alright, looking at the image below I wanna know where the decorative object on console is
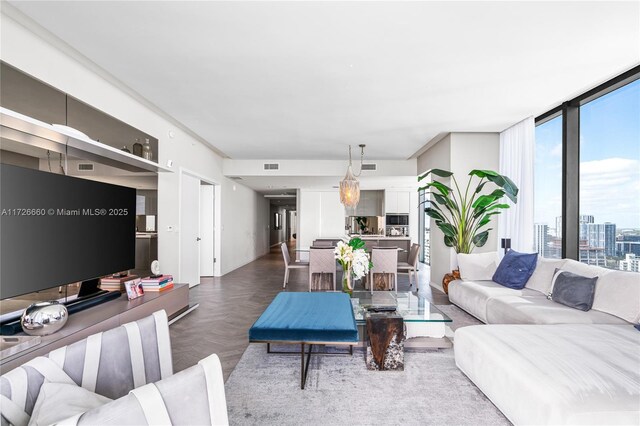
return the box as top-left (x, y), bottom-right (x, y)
top-left (334, 237), bottom-right (372, 295)
top-left (339, 144), bottom-right (366, 208)
top-left (151, 259), bottom-right (161, 277)
top-left (124, 278), bottom-right (144, 300)
top-left (492, 249), bottom-right (538, 289)
top-left (548, 269), bottom-right (598, 311)
top-left (418, 168), bottom-right (518, 253)
top-left (120, 145), bottom-right (130, 153)
top-left (457, 252), bottom-right (498, 281)
top-left (442, 269), bottom-right (460, 295)
top-left (141, 274), bottom-right (174, 292)
top-left (20, 301), bottom-right (68, 336)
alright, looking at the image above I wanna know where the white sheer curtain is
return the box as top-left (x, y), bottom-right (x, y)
top-left (498, 117), bottom-right (535, 254)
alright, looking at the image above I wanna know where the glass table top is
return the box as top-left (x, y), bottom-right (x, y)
top-left (350, 291), bottom-right (452, 324)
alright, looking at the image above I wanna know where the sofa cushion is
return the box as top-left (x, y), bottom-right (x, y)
top-left (485, 293), bottom-right (629, 325)
top-left (454, 324), bottom-right (640, 425)
top-left (525, 257), bottom-right (566, 295)
top-left (592, 270), bottom-right (640, 324)
top-left (457, 252), bottom-right (498, 281)
top-left (550, 269), bottom-right (598, 311)
top-left (28, 383), bottom-right (112, 426)
top-left (492, 250), bottom-right (537, 289)
top-left (448, 279), bottom-right (538, 323)
top-left (560, 258), bottom-right (610, 278)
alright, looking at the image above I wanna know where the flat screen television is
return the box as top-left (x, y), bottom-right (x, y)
top-left (0, 164), bottom-right (135, 300)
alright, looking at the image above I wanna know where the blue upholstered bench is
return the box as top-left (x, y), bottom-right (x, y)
top-left (249, 292), bottom-right (359, 389)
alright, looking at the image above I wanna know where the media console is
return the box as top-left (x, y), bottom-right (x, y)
top-left (0, 283), bottom-right (189, 372)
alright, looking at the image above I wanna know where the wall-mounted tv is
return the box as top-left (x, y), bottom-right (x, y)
top-left (1, 164), bottom-right (135, 299)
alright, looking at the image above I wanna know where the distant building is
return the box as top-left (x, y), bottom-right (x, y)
top-left (619, 254), bottom-right (639, 273)
top-left (604, 223), bottom-right (616, 257)
top-left (616, 241), bottom-right (640, 257)
top-left (579, 221), bottom-right (605, 266)
top-left (534, 224), bottom-right (549, 257)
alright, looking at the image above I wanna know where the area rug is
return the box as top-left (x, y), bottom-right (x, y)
top-left (225, 343), bottom-right (510, 425)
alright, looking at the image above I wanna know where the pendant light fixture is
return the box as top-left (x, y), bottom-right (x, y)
top-left (339, 144), bottom-right (366, 208)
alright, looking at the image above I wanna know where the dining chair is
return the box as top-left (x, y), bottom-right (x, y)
top-left (369, 247), bottom-right (398, 293)
top-left (281, 242), bottom-right (309, 289)
top-left (308, 247), bottom-right (336, 291)
top-left (312, 239), bottom-right (334, 247)
top-left (398, 243), bottom-right (420, 290)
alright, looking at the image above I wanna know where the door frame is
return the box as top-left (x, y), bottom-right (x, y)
top-left (178, 167), bottom-right (222, 282)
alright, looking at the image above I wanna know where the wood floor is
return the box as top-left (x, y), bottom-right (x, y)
top-left (169, 242), bottom-right (450, 381)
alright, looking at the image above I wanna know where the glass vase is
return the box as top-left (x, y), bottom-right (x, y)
top-left (342, 267), bottom-right (352, 296)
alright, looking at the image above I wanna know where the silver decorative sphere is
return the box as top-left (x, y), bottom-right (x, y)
top-left (21, 301), bottom-right (68, 336)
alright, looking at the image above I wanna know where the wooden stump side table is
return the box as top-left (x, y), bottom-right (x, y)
top-left (365, 313), bottom-right (405, 371)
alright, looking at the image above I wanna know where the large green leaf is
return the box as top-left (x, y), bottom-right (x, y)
top-left (472, 230), bottom-right (491, 247)
top-left (475, 214), bottom-right (494, 229)
top-left (444, 235), bottom-right (456, 247)
top-left (486, 203), bottom-right (510, 212)
top-left (425, 207), bottom-right (446, 222)
top-left (418, 168), bottom-right (454, 182)
top-left (469, 169), bottom-right (499, 179)
top-left (433, 193), bottom-right (457, 212)
top-left (437, 222), bottom-right (457, 238)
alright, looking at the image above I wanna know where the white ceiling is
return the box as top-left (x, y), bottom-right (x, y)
top-left (8, 1), bottom-right (640, 160)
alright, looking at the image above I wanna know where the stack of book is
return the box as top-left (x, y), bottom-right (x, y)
top-left (100, 274), bottom-right (138, 292)
top-left (140, 275), bottom-right (174, 292)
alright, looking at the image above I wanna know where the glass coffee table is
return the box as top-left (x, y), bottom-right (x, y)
top-left (351, 291), bottom-right (452, 339)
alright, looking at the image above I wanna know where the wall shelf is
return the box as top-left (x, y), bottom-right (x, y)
top-left (1, 107), bottom-right (172, 174)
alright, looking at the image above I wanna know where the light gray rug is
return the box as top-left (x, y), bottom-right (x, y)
top-left (225, 343), bottom-right (510, 425)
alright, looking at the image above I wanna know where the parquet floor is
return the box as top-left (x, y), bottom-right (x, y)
top-left (169, 241), bottom-right (449, 381)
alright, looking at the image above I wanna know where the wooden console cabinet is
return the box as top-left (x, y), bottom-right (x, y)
top-left (0, 284), bottom-right (189, 373)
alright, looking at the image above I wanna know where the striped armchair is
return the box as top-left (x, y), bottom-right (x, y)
top-left (0, 310), bottom-right (228, 426)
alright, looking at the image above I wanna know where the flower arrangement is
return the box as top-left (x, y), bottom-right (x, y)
top-left (334, 237), bottom-right (372, 294)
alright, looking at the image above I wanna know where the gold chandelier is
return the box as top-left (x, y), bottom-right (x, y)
top-left (339, 144), bottom-right (366, 208)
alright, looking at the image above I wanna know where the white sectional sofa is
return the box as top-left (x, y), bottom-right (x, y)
top-left (449, 257), bottom-right (640, 425)
top-left (449, 258), bottom-right (639, 325)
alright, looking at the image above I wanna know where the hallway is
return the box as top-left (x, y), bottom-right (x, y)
top-left (170, 243), bottom-right (448, 380)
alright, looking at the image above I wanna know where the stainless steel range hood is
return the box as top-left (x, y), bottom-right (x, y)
top-left (1, 107), bottom-right (171, 173)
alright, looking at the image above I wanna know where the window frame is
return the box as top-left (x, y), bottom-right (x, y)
top-left (534, 65), bottom-right (640, 260)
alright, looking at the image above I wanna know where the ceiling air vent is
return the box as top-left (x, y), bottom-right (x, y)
top-left (77, 163), bottom-right (94, 171)
top-left (263, 163), bottom-right (279, 171)
top-left (361, 163), bottom-right (377, 171)
top-left (229, 176), bottom-right (243, 181)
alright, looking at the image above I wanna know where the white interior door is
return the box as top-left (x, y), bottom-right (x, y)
top-left (180, 173), bottom-right (201, 288)
top-left (200, 184), bottom-right (214, 276)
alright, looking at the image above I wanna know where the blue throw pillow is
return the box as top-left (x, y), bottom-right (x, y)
top-left (492, 249), bottom-right (538, 289)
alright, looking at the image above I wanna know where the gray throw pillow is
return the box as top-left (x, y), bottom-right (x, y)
top-left (548, 269), bottom-right (597, 311)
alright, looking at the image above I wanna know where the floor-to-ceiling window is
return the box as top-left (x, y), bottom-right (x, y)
top-left (534, 116), bottom-right (563, 259)
top-left (579, 79), bottom-right (640, 271)
top-left (534, 66), bottom-right (639, 273)
top-left (418, 189), bottom-right (430, 265)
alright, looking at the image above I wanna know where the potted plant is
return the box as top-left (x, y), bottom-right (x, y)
top-left (418, 169), bottom-right (518, 291)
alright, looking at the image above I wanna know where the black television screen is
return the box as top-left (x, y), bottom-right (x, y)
top-left (1, 164), bottom-right (135, 299)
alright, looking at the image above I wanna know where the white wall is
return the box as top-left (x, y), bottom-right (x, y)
top-left (417, 134), bottom-right (453, 290)
top-left (1, 10), bottom-right (269, 279)
top-left (417, 132), bottom-right (500, 291)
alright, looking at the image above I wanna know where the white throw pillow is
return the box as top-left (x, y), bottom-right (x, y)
top-left (28, 383), bottom-right (112, 426)
top-left (457, 252), bottom-right (498, 281)
top-left (525, 257), bottom-right (567, 295)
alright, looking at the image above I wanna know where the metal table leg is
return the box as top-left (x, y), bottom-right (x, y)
top-left (301, 343), bottom-right (313, 389)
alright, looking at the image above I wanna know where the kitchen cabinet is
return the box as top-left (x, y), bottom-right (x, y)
top-left (385, 190), bottom-right (411, 214)
top-left (349, 190), bottom-right (383, 216)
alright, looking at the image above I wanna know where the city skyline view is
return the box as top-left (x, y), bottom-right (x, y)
top-left (534, 78), bottom-right (640, 230)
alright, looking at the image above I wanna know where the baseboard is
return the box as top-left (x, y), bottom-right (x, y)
top-left (430, 280), bottom-right (444, 293)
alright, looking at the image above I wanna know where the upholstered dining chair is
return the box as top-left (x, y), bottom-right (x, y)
top-left (308, 247), bottom-right (336, 291)
top-left (369, 247), bottom-right (398, 293)
top-left (398, 243), bottom-right (420, 290)
top-left (281, 242), bottom-right (309, 289)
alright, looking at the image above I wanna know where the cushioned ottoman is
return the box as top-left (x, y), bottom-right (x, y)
top-left (249, 292), bottom-right (358, 389)
top-left (454, 324), bottom-right (640, 425)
